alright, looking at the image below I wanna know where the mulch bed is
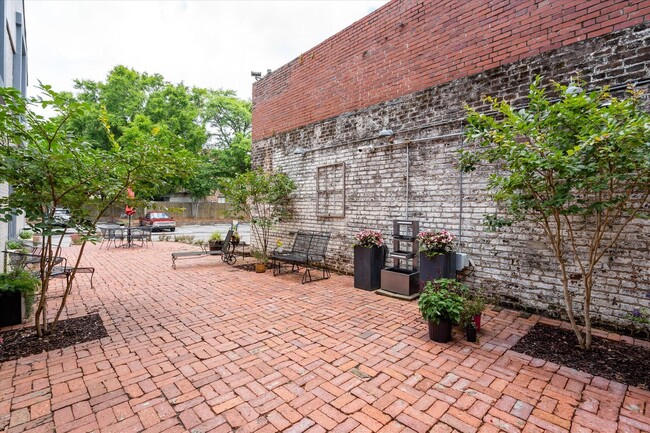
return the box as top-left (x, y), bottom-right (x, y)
top-left (511, 323), bottom-right (650, 389)
top-left (0, 314), bottom-right (108, 363)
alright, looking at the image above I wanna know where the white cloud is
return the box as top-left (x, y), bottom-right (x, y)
top-left (24, 0), bottom-right (388, 100)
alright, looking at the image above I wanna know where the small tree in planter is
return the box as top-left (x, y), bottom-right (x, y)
top-left (353, 229), bottom-right (386, 291)
top-left (418, 282), bottom-right (464, 343)
top-left (461, 77), bottom-right (650, 350)
top-left (220, 169), bottom-right (295, 265)
top-left (417, 229), bottom-right (457, 282)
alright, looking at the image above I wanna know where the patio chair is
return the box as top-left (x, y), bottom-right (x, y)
top-left (171, 229), bottom-right (236, 269)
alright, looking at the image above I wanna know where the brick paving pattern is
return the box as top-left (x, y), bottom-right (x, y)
top-left (1, 242), bottom-right (649, 433)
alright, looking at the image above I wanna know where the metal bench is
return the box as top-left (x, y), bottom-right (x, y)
top-left (171, 230), bottom-right (236, 269)
top-left (271, 231), bottom-right (331, 284)
top-left (3, 250), bottom-right (94, 289)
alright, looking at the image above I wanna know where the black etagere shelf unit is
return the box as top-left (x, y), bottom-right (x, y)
top-left (378, 219), bottom-right (420, 299)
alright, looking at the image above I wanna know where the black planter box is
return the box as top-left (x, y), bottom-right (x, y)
top-left (209, 241), bottom-right (224, 251)
top-left (419, 252), bottom-right (456, 284)
top-left (0, 291), bottom-right (25, 327)
top-left (466, 326), bottom-right (477, 342)
top-left (427, 319), bottom-right (453, 343)
top-left (380, 267), bottom-right (420, 296)
top-left (354, 245), bottom-right (385, 291)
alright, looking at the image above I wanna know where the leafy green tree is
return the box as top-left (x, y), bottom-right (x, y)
top-left (461, 77), bottom-right (650, 350)
top-left (203, 90), bottom-right (252, 148)
top-left (71, 65), bottom-right (207, 153)
top-left (0, 85), bottom-right (193, 336)
top-left (220, 169), bottom-right (295, 261)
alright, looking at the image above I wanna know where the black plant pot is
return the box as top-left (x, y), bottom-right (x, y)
top-left (354, 245), bottom-right (385, 291)
top-left (0, 291), bottom-right (25, 327)
top-left (466, 326), bottom-right (478, 342)
top-left (427, 319), bottom-right (452, 343)
top-left (419, 253), bottom-right (456, 284)
top-left (209, 241), bottom-right (224, 251)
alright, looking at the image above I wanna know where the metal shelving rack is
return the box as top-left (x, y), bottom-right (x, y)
top-left (378, 219), bottom-right (420, 299)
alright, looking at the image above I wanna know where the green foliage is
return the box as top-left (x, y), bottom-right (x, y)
top-left (5, 240), bottom-right (23, 250)
top-left (0, 270), bottom-right (39, 294)
top-left (183, 134), bottom-right (251, 201)
top-left (461, 76), bottom-right (650, 349)
top-left (418, 284), bottom-right (464, 325)
top-left (220, 169), bottom-right (296, 259)
top-left (459, 297), bottom-right (485, 327)
top-left (203, 90), bottom-right (252, 148)
top-left (0, 84), bottom-right (192, 335)
top-left (19, 230), bottom-right (33, 240)
top-left (71, 65), bottom-right (207, 153)
top-left (209, 231), bottom-right (223, 242)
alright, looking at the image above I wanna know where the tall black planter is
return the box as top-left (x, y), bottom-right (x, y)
top-left (427, 319), bottom-right (453, 343)
top-left (354, 245), bottom-right (385, 291)
top-left (0, 291), bottom-right (25, 327)
top-left (419, 252), bottom-right (456, 284)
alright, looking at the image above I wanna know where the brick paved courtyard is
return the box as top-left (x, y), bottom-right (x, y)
top-left (1, 242), bottom-right (649, 433)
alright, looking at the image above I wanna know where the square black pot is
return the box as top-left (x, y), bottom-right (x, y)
top-left (419, 252), bottom-right (456, 284)
top-left (0, 291), bottom-right (25, 327)
top-left (354, 245), bottom-right (385, 291)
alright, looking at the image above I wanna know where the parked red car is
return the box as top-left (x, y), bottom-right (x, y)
top-left (139, 212), bottom-right (176, 232)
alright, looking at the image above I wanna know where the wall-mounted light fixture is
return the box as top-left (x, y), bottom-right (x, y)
top-left (293, 147), bottom-right (308, 156)
top-left (251, 71), bottom-right (262, 81)
top-left (378, 128), bottom-right (394, 137)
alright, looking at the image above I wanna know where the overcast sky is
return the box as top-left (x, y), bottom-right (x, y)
top-left (24, 0), bottom-right (389, 101)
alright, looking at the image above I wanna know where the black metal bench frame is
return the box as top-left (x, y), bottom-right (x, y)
top-left (171, 230), bottom-right (236, 269)
top-left (271, 231), bottom-right (331, 284)
top-left (3, 250), bottom-right (95, 290)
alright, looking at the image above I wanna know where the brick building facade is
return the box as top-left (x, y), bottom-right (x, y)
top-left (251, 0), bottom-right (650, 329)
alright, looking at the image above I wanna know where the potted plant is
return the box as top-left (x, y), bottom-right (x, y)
top-left (208, 231), bottom-right (224, 251)
top-left (19, 229), bottom-right (33, 241)
top-left (353, 229), bottom-right (386, 291)
top-left (425, 278), bottom-right (485, 331)
top-left (5, 240), bottom-right (24, 252)
top-left (0, 270), bottom-right (40, 327)
top-left (275, 239), bottom-right (284, 253)
top-left (418, 282), bottom-right (464, 343)
top-left (460, 296), bottom-right (485, 342)
top-left (417, 229), bottom-right (457, 282)
top-left (252, 249), bottom-right (268, 273)
top-left (231, 230), bottom-right (241, 246)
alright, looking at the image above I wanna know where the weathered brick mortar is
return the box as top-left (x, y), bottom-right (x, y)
top-left (252, 24), bottom-right (650, 330)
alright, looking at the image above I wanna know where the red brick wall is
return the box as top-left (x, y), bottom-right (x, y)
top-left (252, 0), bottom-right (650, 140)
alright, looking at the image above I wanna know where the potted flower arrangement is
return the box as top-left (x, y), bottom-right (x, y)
top-left (0, 269), bottom-right (40, 327)
top-left (460, 296), bottom-right (485, 342)
top-left (417, 229), bottom-right (457, 282)
top-left (208, 231), bottom-right (224, 251)
top-left (353, 229), bottom-right (386, 291)
top-left (418, 282), bottom-right (464, 342)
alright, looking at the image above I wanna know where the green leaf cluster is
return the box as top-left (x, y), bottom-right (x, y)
top-left (418, 283), bottom-right (464, 325)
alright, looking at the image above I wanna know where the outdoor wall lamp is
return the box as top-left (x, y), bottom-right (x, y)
top-left (293, 147), bottom-right (308, 156)
top-left (378, 128), bottom-right (394, 137)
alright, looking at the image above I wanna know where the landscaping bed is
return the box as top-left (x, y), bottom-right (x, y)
top-left (512, 323), bottom-right (650, 389)
top-left (0, 314), bottom-right (108, 363)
